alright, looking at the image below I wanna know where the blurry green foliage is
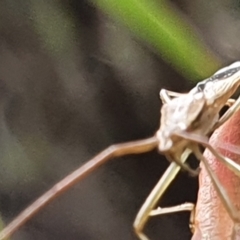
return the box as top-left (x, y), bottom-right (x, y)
top-left (30, 1), bottom-right (77, 58)
top-left (28, 0), bottom-right (222, 81)
top-left (92, 0), bottom-right (221, 80)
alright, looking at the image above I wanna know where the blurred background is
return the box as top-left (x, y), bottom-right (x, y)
top-left (0, 0), bottom-right (239, 239)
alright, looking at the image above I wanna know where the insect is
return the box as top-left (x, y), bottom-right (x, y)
top-left (192, 108), bottom-right (240, 240)
top-left (1, 62), bottom-right (240, 240)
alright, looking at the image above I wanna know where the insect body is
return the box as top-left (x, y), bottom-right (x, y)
top-left (1, 63), bottom-right (240, 240)
top-left (143, 61), bottom-right (240, 239)
top-left (135, 64), bottom-right (240, 239)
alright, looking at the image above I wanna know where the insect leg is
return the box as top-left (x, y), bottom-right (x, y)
top-left (214, 96), bottom-right (240, 129)
top-left (226, 98), bottom-right (235, 107)
top-left (174, 131), bottom-right (240, 226)
top-left (165, 154), bottom-right (199, 176)
top-left (175, 131), bottom-right (240, 178)
top-left (133, 149), bottom-right (191, 240)
top-left (159, 89), bottom-right (186, 104)
top-left (193, 147), bottom-right (240, 223)
top-left (0, 136), bottom-right (158, 240)
top-left (149, 203), bottom-right (194, 216)
top-left (149, 202), bottom-right (196, 233)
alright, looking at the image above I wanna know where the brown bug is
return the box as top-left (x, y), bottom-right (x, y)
top-left (1, 62), bottom-right (240, 240)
